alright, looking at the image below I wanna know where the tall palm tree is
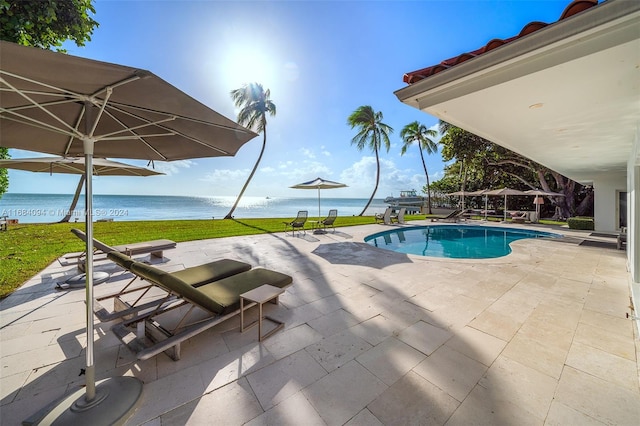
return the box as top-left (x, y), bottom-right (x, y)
top-left (400, 121), bottom-right (438, 214)
top-left (224, 83), bottom-right (276, 219)
top-left (347, 105), bottom-right (393, 216)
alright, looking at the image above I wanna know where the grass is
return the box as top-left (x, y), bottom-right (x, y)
top-left (0, 215), bottom-right (394, 298)
top-left (0, 214), bottom-right (565, 299)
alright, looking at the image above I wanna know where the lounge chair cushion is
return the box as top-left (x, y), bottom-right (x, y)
top-left (128, 261), bottom-right (292, 315)
top-left (197, 268), bottom-right (293, 314)
top-left (171, 259), bottom-right (252, 287)
top-left (108, 251), bottom-right (137, 270)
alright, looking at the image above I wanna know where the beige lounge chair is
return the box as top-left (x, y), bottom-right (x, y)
top-left (284, 210), bottom-right (307, 236)
top-left (67, 228), bottom-right (176, 271)
top-left (375, 207), bottom-right (392, 224)
top-left (109, 251), bottom-right (293, 361)
top-left (391, 207), bottom-right (406, 224)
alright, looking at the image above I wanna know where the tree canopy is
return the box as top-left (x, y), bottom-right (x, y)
top-left (0, 0), bottom-right (99, 50)
top-left (347, 105), bottom-right (393, 216)
top-left (433, 122), bottom-right (593, 219)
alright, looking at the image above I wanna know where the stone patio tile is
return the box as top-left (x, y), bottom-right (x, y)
top-left (524, 300), bottom-right (583, 332)
top-left (574, 322), bottom-right (636, 361)
top-left (397, 320), bottom-right (452, 355)
top-left (303, 360), bottom-right (387, 426)
top-left (1, 343), bottom-right (80, 376)
top-left (307, 308), bottom-right (361, 338)
top-left (445, 325), bottom-right (507, 366)
top-left (413, 344), bottom-right (487, 402)
top-left (262, 324), bottom-right (324, 360)
top-left (579, 308), bottom-right (634, 337)
top-left (197, 344), bottom-right (277, 393)
top-left (565, 341), bottom-right (639, 391)
top-left (306, 330), bottom-right (372, 372)
top-left (344, 408), bottom-right (384, 426)
top-left (245, 391), bottom-right (326, 426)
top-left (356, 337), bottom-right (425, 386)
top-left (444, 383), bottom-right (541, 426)
top-left (501, 333), bottom-right (568, 379)
top-left (349, 314), bottom-right (401, 346)
top-left (127, 362), bottom-right (208, 425)
top-left (469, 309), bottom-right (523, 341)
top-left (478, 356), bottom-right (557, 420)
top-left (555, 366), bottom-right (640, 425)
top-left (307, 294), bottom-right (343, 315)
top-left (368, 371), bottom-right (459, 425)
top-left (158, 378), bottom-right (263, 425)
top-left (545, 401), bottom-right (606, 425)
top-left (430, 294), bottom-right (493, 330)
top-left (0, 386), bottom-right (68, 425)
top-left (246, 349), bottom-right (326, 410)
top-left (1, 370), bottom-right (30, 404)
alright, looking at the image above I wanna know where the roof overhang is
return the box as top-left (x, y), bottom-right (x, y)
top-left (395, 0), bottom-right (640, 184)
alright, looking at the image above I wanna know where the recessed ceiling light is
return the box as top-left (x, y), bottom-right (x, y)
top-left (529, 103), bottom-right (544, 109)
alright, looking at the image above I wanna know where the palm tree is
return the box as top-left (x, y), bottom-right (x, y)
top-left (347, 105), bottom-right (393, 216)
top-left (400, 121), bottom-right (438, 214)
top-left (224, 83), bottom-right (276, 219)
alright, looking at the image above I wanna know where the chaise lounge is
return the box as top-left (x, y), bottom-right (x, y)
top-left (109, 251), bottom-right (293, 361)
top-left (431, 209), bottom-right (463, 222)
top-left (66, 228), bottom-right (177, 271)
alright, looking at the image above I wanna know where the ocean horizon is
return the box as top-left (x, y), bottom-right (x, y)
top-left (0, 193), bottom-right (390, 223)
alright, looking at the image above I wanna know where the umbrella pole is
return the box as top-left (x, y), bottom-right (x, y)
top-left (84, 149), bottom-right (96, 402)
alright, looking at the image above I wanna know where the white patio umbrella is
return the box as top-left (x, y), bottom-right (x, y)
top-left (0, 41), bottom-right (257, 424)
top-left (484, 188), bottom-right (528, 221)
top-left (524, 189), bottom-right (565, 223)
top-left (469, 189), bottom-right (490, 220)
top-left (290, 177), bottom-right (347, 233)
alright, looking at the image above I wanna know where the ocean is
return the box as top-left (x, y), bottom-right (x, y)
top-left (0, 193), bottom-right (390, 223)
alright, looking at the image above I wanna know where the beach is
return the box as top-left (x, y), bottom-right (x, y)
top-left (0, 193), bottom-right (390, 223)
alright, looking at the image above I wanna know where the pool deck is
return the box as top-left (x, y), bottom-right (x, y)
top-left (1, 221), bottom-right (639, 425)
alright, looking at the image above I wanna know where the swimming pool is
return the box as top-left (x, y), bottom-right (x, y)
top-left (364, 225), bottom-right (561, 259)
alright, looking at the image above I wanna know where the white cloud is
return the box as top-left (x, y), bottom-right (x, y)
top-left (153, 160), bottom-right (195, 176)
top-left (299, 148), bottom-right (315, 159)
top-left (199, 168), bottom-right (250, 183)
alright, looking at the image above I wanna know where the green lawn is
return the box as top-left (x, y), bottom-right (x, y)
top-left (0, 215), bottom-right (389, 298)
top-left (0, 214), bottom-right (565, 299)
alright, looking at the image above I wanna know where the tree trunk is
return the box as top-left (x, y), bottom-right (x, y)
top-left (359, 148), bottom-right (380, 216)
top-left (419, 147), bottom-right (432, 214)
top-left (59, 175), bottom-right (85, 223)
top-left (224, 124), bottom-right (266, 219)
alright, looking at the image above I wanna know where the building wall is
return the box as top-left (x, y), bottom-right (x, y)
top-left (593, 172), bottom-right (626, 232)
top-left (628, 122), bottom-right (639, 334)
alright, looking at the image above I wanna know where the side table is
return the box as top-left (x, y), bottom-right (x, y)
top-left (240, 284), bottom-right (286, 341)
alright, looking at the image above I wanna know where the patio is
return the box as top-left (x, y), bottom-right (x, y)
top-left (1, 221), bottom-right (639, 425)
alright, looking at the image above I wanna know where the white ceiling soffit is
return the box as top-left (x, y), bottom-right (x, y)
top-left (395, 0), bottom-right (640, 184)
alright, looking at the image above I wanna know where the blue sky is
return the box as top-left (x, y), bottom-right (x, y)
top-left (6, 0), bottom-right (572, 198)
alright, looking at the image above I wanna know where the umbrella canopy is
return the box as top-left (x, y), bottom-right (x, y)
top-left (484, 188), bottom-right (528, 221)
top-left (0, 41), bottom-right (257, 423)
top-left (0, 156), bottom-right (163, 222)
top-left (290, 177), bottom-right (347, 232)
top-left (446, 190), bottom-right (485, 210)
top-left (524, 189), bottom-right (565, 222)
top-left (0, 156), bottom-right (162, 176)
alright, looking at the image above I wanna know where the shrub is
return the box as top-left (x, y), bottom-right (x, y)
top-left (567, 216), bottom-right (594, 230)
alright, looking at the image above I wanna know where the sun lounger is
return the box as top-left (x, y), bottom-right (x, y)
top-left (68, 228), bottom-right (177, 271)
top-left (95, 251), bottom-right (252, 322)
top-left (391, 208), bottom-right (406, 224)
top-left (375, 207), bottom-right (392, 224)
top-left (318, 209), bottom-right (338, 233)
top-left (431, 209), bottom-right (463, 222)
top-left (109, 252), bottom-right (293, 361)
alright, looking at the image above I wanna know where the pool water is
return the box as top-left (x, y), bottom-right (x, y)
top-left (364, 225), bottom-right (560, 259)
